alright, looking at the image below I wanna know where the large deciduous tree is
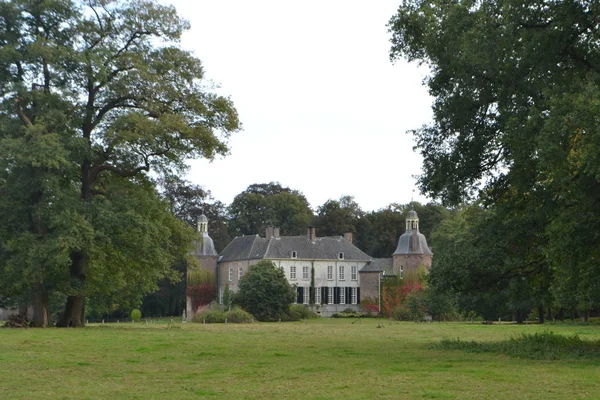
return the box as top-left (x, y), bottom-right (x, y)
top-left (228, 183), bottom-right (313, 237)
top-left (0, 0), bottom-right (239, 326)
top-left (389, 0), bottom-right (600, 319)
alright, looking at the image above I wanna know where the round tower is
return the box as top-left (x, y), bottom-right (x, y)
top-left (392, 209), bottom-right (433, 277)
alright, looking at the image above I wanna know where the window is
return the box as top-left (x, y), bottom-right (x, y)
top-left (302, 266), bottom-right (309, 280)
top-left (219, 288), bottom-right (223, 304)
top-left (290, 266), bottom-right (297, 280)
top-left (315, 286), bottom-right (321, 305)
top-left (327, 287), bottom-right (333, 304)
top-left (303, 287), bottom-right (310, 304)
top-left (327, 265), bottom-right (333, 280)
top-left (400, 265), bottom-right (404, 279)
top-left (351, 266), bottom-right (357, 280)
top-left (238, 267), bottom-right (243, 279)
top-left (340, 287), bottom-right (346, 305)
top-left (291, 251), bottom-right (297, 259)
top-left (228, 268), bottom-right (233, 282)
top-left (351, 287), bottom-right (357, 304)
top-left (338, 252), bottom-right (344, 260)
top-left (339, 266), bottom-right (345, 280)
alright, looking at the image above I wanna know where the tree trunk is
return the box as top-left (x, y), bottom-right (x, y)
top-left (583, 311), bottom-right (589, 323)
top-left (31, 282), bottom-right (49, 327)
top-left (547, 306), bottom-right (553, 322)
top-left (515, 310), bottom-right (524, 324)
top-left (56, 251), bottom-right (87, 327)
top-left (537, 305), bottom-right (544, 324)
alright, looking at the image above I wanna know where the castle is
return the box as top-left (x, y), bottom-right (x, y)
top-left (186, 210), bottom-right (432, 319)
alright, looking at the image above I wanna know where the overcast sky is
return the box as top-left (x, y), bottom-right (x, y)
top-left (166, 0), bottom-right (434, 211)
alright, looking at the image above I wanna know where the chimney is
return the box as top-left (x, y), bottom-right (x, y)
top-left (273, 226), bottom-right (280, 238)
top-left (265, 226), bottom-right (274, 240)
top-left (344, 231), bottom-right (353, 243)
top-left (307, 226), bottom-right (316, 242)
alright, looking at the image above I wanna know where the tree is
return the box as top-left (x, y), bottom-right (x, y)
top-left (389, 0), bottom-right (600, 319)
top-left (228, 183), bottom-right (313, 237)
top-left (315, 195), bottom-right (363, 237)
top-left (236, 260), bottom-right (295, 321)
top-left (0, 0), bottom-right (240, 327)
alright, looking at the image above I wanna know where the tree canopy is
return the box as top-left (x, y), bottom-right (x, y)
top-left (389, 0), bottom-right (600, 320)
top-left (0, 0), bottom-right (240, 326)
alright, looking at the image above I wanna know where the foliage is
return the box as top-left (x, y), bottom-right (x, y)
top-left (130, 309), bottom-right (142, 322)
top-left (434, 331), bottom-right (600, 360)
top-left (359, 297), bottom-right (380, 316)
top-left (0, 0), bottom-right (240, 327)
top-left (381, 272), bottom-right (424, 318)
top-left (236, 260), bottom-right (296, 322)
top-left (191, 304), bottom-right (253, 323)
top-left (225, 307), bottom-right (254, 323)
top-left (389, 0), bottom-right (600, 321)
top-left (228, 183), bottom-right (313, 236)
top-left (288, 304), bottom-right (319, 321)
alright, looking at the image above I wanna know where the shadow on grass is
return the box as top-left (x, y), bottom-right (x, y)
top-left (432, 330), bottom-right (600, 360)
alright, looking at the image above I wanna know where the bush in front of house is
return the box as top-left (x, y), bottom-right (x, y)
top-left (236, 260), bottom-right (296, 321)
top-left (226, 307), bottom-right (254, 323)
top-left (192, 304), bottom-right (254, 324)
top-left (288, 304), bottom-right (319, 321)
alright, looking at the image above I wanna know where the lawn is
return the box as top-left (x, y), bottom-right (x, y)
top-left (1, 319), bottom-right (599, 399)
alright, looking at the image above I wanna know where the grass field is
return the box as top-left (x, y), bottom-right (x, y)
top-left (1, 319), bottom-right (599, 399)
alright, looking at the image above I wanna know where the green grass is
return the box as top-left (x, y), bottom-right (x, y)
top-left (1, 319), bottom-right (599, 399)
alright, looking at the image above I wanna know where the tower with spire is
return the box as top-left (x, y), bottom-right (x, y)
top-left (186, 214), bottom-right (218, 321)
top-left (392, 208), bottom-right (433, 277)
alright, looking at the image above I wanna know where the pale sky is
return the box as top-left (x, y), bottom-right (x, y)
top-left (167, 0), bottom-right (433, 211)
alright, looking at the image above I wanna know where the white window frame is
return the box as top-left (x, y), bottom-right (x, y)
top-left (315, 286), bottom-right (321, 305)
top-left (303, 287), bottom-right (310, 304)
top-left (338, 252), bottom-right (344, 260)
top-left (302, 266), bottom-right (309, 280)
top-left (339, 266), bottom-right (345, 280)
top-left (290, 265), bottom-right (297, 280)
top-left (219, 288), bottom-right (223, 304)
top-left (327, 287), bottom-right (333, 305)
top-left (351, 266), bottom-right (357, 280)
top-left (228, 268), bottom-right (233, 282)
top-left (238, 267), bottom-right (243, 279)
top-left (400, 265), bottom-right (404, 279)
top-left (327, 265), bottom-right (333, 280)
top-left (351, 287), bottom-right (357, 305)
top-left (340, 288), bottom-right (346, 305)
top-left (291, 251), bottom-right (297, 259)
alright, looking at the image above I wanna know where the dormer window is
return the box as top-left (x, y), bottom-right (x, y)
top-left (338, 252), bottom-right (344, 260)
top-left (291, 251), bottom-right (297, 259)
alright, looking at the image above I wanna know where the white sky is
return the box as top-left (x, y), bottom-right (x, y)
top-left (167, 0), bottom-right (434, 211)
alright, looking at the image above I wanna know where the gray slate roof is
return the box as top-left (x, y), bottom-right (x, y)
top-left (190, 232), bottom-right (218, 257)
top-left (393, 230), bottom-right (433, 256)
top-left (360, 258), bottom-right (393, 273)
top-left (219, 235), bottom-right (372, 262)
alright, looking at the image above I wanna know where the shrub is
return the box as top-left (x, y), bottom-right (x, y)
top-left (226, 307), bottom-right (254, 323)
top-left (433, 331), bottom-right (600, 360)
top-left (236, 260), bottom-right (296, 321)
top-left (130, 309), bottom-right (142, 322)
top-left (193, 309), bottom-right (227, 323)
top-left (391, 306), bottom-right (410, 321)
top-left (288, 304), bottom-right (319, 321)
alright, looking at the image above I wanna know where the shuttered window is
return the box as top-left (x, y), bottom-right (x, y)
top-left (303, 287), bottom-right (310, 304)
top-left (339, 287), bottom-right (346, 305)
top-left (327, 287), bottom-right (333, 304)
top-left (351, 287), bottom-right (357, 304)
